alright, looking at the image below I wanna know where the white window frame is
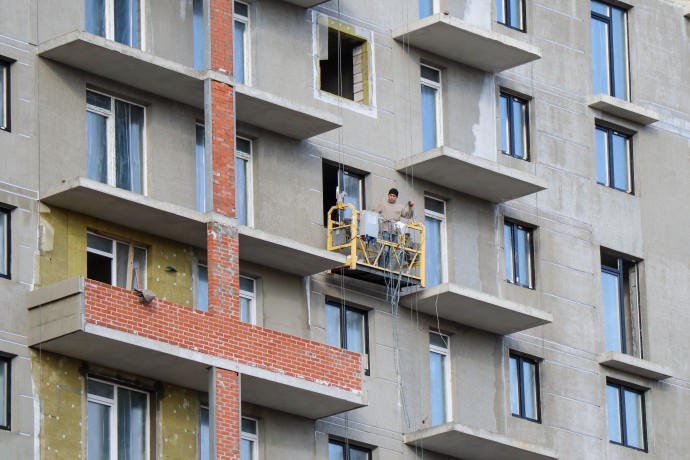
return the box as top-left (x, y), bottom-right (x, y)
top-left (86, 90), bottom-right (147, 195)
top-left (235, 137), bottom-right (253, 227)
top-left (0, 61), bottom-right (9, 132)
top-left (87, 0), bottom-right (146, 49)
top-left (86, 378), bottom-right (150, 459)
top-left (0, 207), bottom-right (10, 279)
top-left (0, 354), bottom-right (10, 430)
top-left (424, 196), bottom-right (447, 286)
top-left (420, 64), bottom-right (442, 151)
top-left (240, 275), bottom-right (256, 324)
top-left (234, 1), bottom-right (250, 85)
top-left (429, 332), bottom-right (451, 425)
top-left (241, 416), bottom-right (258, 460)
top-left (86, 232), bottom-right (147, 289)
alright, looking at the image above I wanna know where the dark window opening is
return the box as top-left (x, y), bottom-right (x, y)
top-left (320, 29), bottom-right (366, 103)
top-left (322, 162), bottom-right (365, 226)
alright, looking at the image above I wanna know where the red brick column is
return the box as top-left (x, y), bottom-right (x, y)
top-left (210, 0), bottom-right (234, 73)
top-left (214, 368), bottom-right (240, 460)
top-left (207, 222), bottom-right (240, 319)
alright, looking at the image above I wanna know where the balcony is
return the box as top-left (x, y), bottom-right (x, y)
top-left (405, 422), bottom-right (557, 460)
top-left (401, 283), bottom-right (552, 335)
top-left (588, 94), bottom-right (659, 125)
top-left (27, 278), bottom-right (366, 419)
top-left (395, 147), bottom-right (547, 202)
top-left (392, 15), bottom-right (541, 73)
top-left (597, 352), bottom-right (673, 381)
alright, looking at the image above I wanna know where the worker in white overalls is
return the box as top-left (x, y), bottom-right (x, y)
top-left (372, 188), bottom-right (414, 269)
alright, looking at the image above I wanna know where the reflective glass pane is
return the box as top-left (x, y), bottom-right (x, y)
top-left (236, 137), bottom-right (251, 154)
top-left (234, 1), bottom-right (248, 17)
top-left (0, 213), bottom-right (6, 276)
top-left (419, 0), bottom-right (434, 19)
top-left (198, 265), bottom-right (208, 312)
top-left (240, 439), bottom-right (254, 460)
top-left (117, 387), bottom-right (147, 460)
top-left (611, 132), bottom-right (629, 191)
top-left (345, 309), bottom-right (365, 354)
top-left (235, 156), bottom-right (248, 225)
top-left (234, 21), bottom-right (246, 84)
top-left (87, 233), bottom-right (113, 254)
top-left (341, 172), bottom-right (361, 220)
top-left (595, 128), bottom-right (608, 185)
top-left (421, 84), bottom-right (438, 151)
top-left (424, 196), bottom-right (444, 215)
top-left (85, 0), bottom-right (106, 37)
top-left (132, 246), bottom-right (146, 289)
top-left (328, 442), bottom-right (345, 460)
top-left (196, 125), bottom-right (206, 212)
top-left (115, 242), bottom-right (130, 289)
top-left (499, 95), bottom-right (509, 154)
top-left (624, 389), bottom-right (644, 449)
top-left (240, 296), bottom-right (252, 323)
top-left (602, 270), bottom-right (623, 352)
top-left (87, 400), bottom-right (111, 460)
top-left (607, 385), bottom-right (622, 443)
top-left (0, 65), bottom-right (5, 129)
top-left (425, 215), bottom-right (442, 288)
top-left (421, 65), bottom-right (440, 83)
top-left (591, 1), bottom-right (609, 16)
top-left (521, 359), bottom-right (538, 420)
top-left (241, 417), bottom-right (257, 435)
top-left (200, 406), bottom-right (210, 460)
top-left (240, 276), bottom-right (255, 293)
top-left (193, 0), bottom-right (205, 70)
top-left (591, 18), bottom-right (610, 95)
top-left (114, 0), bottom-right (141, 48)
top-left (350, 446), bottom-right (370, 460)
top-left (510, 97), bottom-right (527, 159)
top-left (504, 224), bottom-right (514, 282)
top-left (496, 0), bottom-right (505, 23)
top-left (515, 226), bottom-right (531, 287)
top-left (0, 360), bottom-right (7, 427)
top-left (115, 101), bottom-right (144, 194)
top-left (87, 91), bottom-right (112, 110)
top-left (509, 357), bottom-right (520, 415)
top-left (429, 332), bottom-right (447, 349)
top-left (430, 350), bottom-right (447, 425)
top-left (325, 303), bottom-right (341, 348)
top-left (611, 8), bottom-right (628, 99)
top-left (87, 111), bottom-right (108, 185)
top-left (508, 0), bottom-right (523, 29)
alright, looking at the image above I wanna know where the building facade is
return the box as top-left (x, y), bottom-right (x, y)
top-left (1, 0), bottom-right (690, 459)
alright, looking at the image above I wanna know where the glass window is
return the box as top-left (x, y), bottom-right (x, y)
top-left (87, 378), bottom-right (149, 459)
top-left (0, 207), bottom-right (9, 279)
top-left (607, 382), bottom-right (646, 451)
top-left (87, 232), bottom-right (147, 289)
top-left (595, 126), bottom-right (632, 193)
top-left (504, 221), bottom-right (534, 288)
top-left (429, 332), bottom-right (449, 426)
top-left (601, 251), bottom-right (641, 354)
top-left (325, 301), bottom-right (368, 372)
top-left (234, 1), bottom-right (249, 84)
top-left (197, 263), bottom-right (208, 312)
top-left (424, 196), bottom-right (446, 288)
top-left (591, 1), bottom-right (629, 99)
top-left (509, 354), bottom-right (540, 422)
top-left (0, 356), bottom-right (10, 430)
top-left (193, 0), bottom-right (204, 70)
top-left (199, 404), bottom-right (210, 460)
top-left (499, 93), bottom-right (529, 160)
top-left (496, 0), bottom-right (525, 31)
top-left (196, 124), bottom-right (206, 212)
top-left (86, 0), bottom-right (142, 48)
top-left (0, 61), bottom-right (9, 132)
top-left (421, 65), bottom-right (442, 152)
top-left (322, 163), bottom-right (366, 224)
top-left (328, 440), bottom-right (371, 460)
top-left (235, 137), bottom-right (253, 226)
top-left (239, 276), bottom-right (256, 324)
top-left (241, 417), bottom-right (258, 460)
top-left (86, 90), bottom-right (145, 194)
top-left (419, 0), bottom-right (438, 19)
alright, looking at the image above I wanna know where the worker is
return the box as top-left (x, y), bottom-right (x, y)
top-left (372, 188), bottom-right (414, 268)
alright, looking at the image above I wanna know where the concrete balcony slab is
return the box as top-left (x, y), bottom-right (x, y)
top-left (392, 15), bottom-right (541, 72)
top-left (588, 94), bottom-right (659, 125)
top-left (395, 146), bottom-right (547, 202)
top-left (684, 5), bottom-right (690, 19)
top-left (402, 283), bottom-right (552, 335)
top-left (238, 225), bottom-right (346, 276)
top-left (598, 352), bottom-right (673, 381)
top-left (405, 422), bottom-right (558, 460)
top-left (281, 0), bottom-right (329, 7)
top-left (27, 278), bottom-right (366, 419)
top-left (235, 84), bottom-right (341, 139)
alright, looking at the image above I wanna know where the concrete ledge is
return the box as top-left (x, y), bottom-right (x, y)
top-left (39, 31), bottom-right (204, 108)
top-left (26, 277), bottom-right (84, 309)
top-left (392, 15), bottom-right (541, 72)
top-left (281, 0), bottom-right (329, 7)
top-left (238, 225), bottom-right (347, 276)
top-left (396, 146), bottom-right (547, 202)
top-left (404, 422), bottom-right (558, 460)
top-left (598, 352), bottom-right (672, 381)
top-left (41, 177), bottom-right (209, 248)
top-left (401, 283), bottom-right (552, 335)
top-left (684, 6), bottom-right (690, 19)
top-left (588, 94), bottom-right (659, 125)
top-left (235, 84), bottom-right (342, 140)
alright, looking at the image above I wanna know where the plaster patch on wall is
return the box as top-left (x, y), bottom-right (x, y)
top-left (464, 0), bottom-right (491, 28)
top-left (472, 74), bottom-right (497, 161)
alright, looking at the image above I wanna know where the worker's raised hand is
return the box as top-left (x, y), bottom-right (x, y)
top-left (408, 200), bottom-right (414, 207)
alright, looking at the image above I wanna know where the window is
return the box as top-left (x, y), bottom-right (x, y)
top-left (235, 137), bottom-right (253, 226)
top-left (504, 221), bottom-right (534, 288)
top-left (0, 355), bottom-right (10, 430)
top-left (239, 276), bottom-right (256, 324)
top-left (85, 0), bottom-right (142, 48)
top-left (0, 60), bottom-right (9, 132)
top-left (497, 0), bottom-right (526, 31)
top-left (591, 1), bottom-right (629, 99)
top-left (319, 25), bottom-right (370, 105)
top-left (421, 65), bottom-right (442, 152)
top-left (419, 0), bottom-right (439, 19)
top-left (607, 382), bottom-right (646, 451)
top-left (0, 207), bottom-right (10, 279)
top-left (509, 354), bottom-right (540, 422)
top-left (199, 403), bottom-right (210, 460)
top-left (595, 125), bottom-right (632, 193)
top-left (87, 378), bottom-right (149, 459)
top-left (193, 0), bottom-right (204, 70)
top-left (241, 417), bottom-right (258, 460)
top-left (328, 439), bottom-right (371, 460)
top-left (234, 1), bottom-right (249, 84)
top-left (86, 90), bottom-right (145, 194)
top-left (601, 251), bottom-right (641, 355)
top-left (429, 332), bottom-right (450, 426)
top-left (424, 196), bottom-right (446, 288)
top-left (325, 301), bottom-right (369, 372)
top-left (197, 262), bottom-right (209, 312)
top-left (322, 163), bottom-right (365, 224)
top-left (87, 232), bottom-right (147, 289)
top-left (196, 124), bottom-right (206, 212)
top-left (499, 92), bottom-right (529, 160)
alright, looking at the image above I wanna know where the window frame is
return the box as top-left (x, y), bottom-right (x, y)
top-left (233, 1), bottom-right (250, 85)
top-left (606, 381), bottom-right (647, 451)
top-left (0, 207), bottom-right (10, 280)
top-left (85, 0), bottom-right (145, 49)
top-left (420, 64), bottom-right (443, 152)
top-left (496, 0), bottom-right (526, 32)
top-left (193, 0), bottom-right (205, 70)
top-left (328, 439), bottom-right (372, 460)
top-left (429, 332), bottom-right (451, 426)
top-left (504, 220), bottom-right (535, 289)
top-left (196, 261), bottom-right (209, 312)
top-left (235, 137), bottom-right (253, 226)
top-left (86, 231), bottom-right (147, 290)
top-left (199, 401), bottom-right (210, 460)
top-left (595, 125), bottom-right (633, 194)
top-left (322, 162), bottom-right (367, 225)
top-left (239, 275), bottom-right (256, 324)
top-left (196, 123), bottom-right (206, 212)
top-left (424, 195), bottom-right (447, 288)
top-left (241, 416), bottom-right (259, 460)
top-left (0, 354), bottom-right (11, 431)
top-left (601, 251), bottom-right (641, 355)
top-left (509, 353), bottom-right (541, 423)
top-left (499, 91), bottom-right (530, 161)
top-left (591, 1), bottom-right (630, 100)
top-left (0, 60), bottom-right (10, 132)
top-left (325, 300), bottom-right (370, 375)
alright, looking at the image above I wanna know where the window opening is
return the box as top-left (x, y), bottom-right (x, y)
top-left (497, 0), bottom-right (526, 31)
top-left (328, 439), bottom-right (372, 460)
top-left (199, 403), bottom-right (210, 460)
top-left (325, 300), bottom-right (369, 373)
top-left (322, 162), bottom-right (365, 225)
top-left (0, 207), bottom-right (10, 279)
top-left (429, 332), bottom-right (450, 426)
top-left (85, 0), bottom-right (142, 48)
top-left (499, 92), bottom-right (529, 160)
top-left (239, 276), bottom-right (256, 324)
top-left (319, 25), bottom-right (369, 105)
top-left (87, 232), bottom-right (147, 290)
top-left (591, 1), bottom-right (629, 99)
top-left (509, 354), bottom-right (540, 422)
top-left (234, 1), bottom-right (249, 84)
top-left (241, 417), bottom-right (258, 460)
top-left (424, 196), bottom-right (446, 288)
top-left (197, 262), bottom-right (208, 312)
top-left (196, 123), bottom-right (206, 212)
top-left (601, 251), bottom-right (642, 356)
top-left (193, 0), bottom-right (204, 70)
top-left (421, 65), bottom-right (442, 152)
top-left (0, 61), bottom-right (9, 132)
top-left (607, 382), bottom-right (646, 451)
top-left (595, 125), bottom-right (632, 193)
top-left (0, 355), bottom-right (10, 430)
top-left (504, 221), bottom-right (534, 288)
top-left (235, 137), bottom-right (253, 226)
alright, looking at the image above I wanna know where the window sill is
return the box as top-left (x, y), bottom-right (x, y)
top-left (588, 94), bottom-right (659, 126)
top-left (597, 351), bottom-right (672, 381)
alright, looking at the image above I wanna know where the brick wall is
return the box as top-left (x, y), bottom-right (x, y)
top-left (215, 369), bottom-right (240, 460)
